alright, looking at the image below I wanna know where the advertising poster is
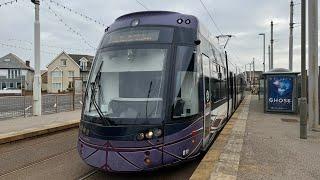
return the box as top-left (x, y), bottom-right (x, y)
top-left (267, 76), bottom-right (294, 111)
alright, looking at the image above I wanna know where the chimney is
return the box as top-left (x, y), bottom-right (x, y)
top-left (26, 60), bottom-right (30, 67)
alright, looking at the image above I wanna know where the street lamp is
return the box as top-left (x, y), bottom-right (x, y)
top-left (31, 0), bottom-right (41, 116)
top-left (259, 33), bottom-right (266, 72)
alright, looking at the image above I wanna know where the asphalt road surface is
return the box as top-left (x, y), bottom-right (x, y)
top-left (0, 128), bottom-right (201, 180)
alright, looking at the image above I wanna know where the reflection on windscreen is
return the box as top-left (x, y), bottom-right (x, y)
top-left (85, 49), bottom-right (167, 121)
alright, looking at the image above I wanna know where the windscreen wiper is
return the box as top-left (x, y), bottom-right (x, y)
top-left (145, 81), bottom-right (153, 118)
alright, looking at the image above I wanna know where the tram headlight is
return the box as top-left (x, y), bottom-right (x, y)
top-left (145, 131), bottom-right (154, 139)
top-left (154, 129), bottom-right (162, 137)
top-left (137, 133), bottom-right (145, 141)
top-left (144, 157), bottom-right (152, 166)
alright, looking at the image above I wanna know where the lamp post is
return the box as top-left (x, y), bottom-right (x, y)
top-left (300, 0), bottom-right (307, 138)
top-left (31, 0), bottom-right (41, 116)
top-left (308, 0), bottom-right (319, 130)
top-left (270, 21), bottom-right (274, 69)
top-left (259, 33), bottom-right (266, 72)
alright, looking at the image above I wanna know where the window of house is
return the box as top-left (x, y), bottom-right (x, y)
top-left (68, 81), bottom-right (74, 88)
top-left (51, 71), bottom-right (62, 78)
top-left (68, 71), bottom-right (74, 77)
top-left (52, 83), bottom-right (62, 91)
top-left (80, 61), bottom-right (87, 70)
top-left (8, 69), bottom-right (21, 78)
top-left (17, 82), bottom-right (21, 89)
top-left (61, 59), bottom-right (67, 66)
top-left (1, 82), bottom-right (6, 89)
top-left (9, 82), bottom-right (14, 88)
top-left (8, 70), bottom-right (12, 78)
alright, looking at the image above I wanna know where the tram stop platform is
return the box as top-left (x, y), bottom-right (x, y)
top-left (191, 95), bottom-right (320, 180)
top-left (0, 111), bottom-right (80, 144)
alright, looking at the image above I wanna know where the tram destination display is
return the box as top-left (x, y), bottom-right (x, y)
top-left (104, 29), bottom-right (161, 44)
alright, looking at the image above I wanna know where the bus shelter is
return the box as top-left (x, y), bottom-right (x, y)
top-left (263, 68), bottom-right (299, 113)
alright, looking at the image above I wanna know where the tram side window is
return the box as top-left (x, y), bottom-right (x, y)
top-left (211, 78), bottom-right (220, 102)
top-left (210, 64), bottom-right (227, 104)
top-left (220, 67), bottom-right (227, 99)
top-left (220, 80), bottom-right (227, 99)
top-left (172, 46), bottom-right (199, 119)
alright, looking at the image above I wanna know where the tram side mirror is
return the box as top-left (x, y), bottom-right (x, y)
top-left (194, 40), bottom-right (201, 45)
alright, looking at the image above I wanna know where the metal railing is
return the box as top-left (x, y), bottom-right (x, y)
top-left (0, 93), bottom-right (83, 120)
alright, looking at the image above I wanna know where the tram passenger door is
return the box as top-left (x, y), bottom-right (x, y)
top-left (201, 54), bottom-right (211, 145)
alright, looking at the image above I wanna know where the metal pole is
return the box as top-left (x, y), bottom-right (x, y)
top-left (249, 63), bottom-right (252, 92)
top-left (32, 0), bottom-right (41, 116)
top-left (289, 0), bottom-right (294, 71)
top-left (263, 35), bottom-right (265, 72)
top-left (271, 21), bottom-right (274, 70)
top-left (308, 0), bottom-right (319, 130)
top-left (259, 34), bottom-right (266, 72)
top-left (253, 58), bottom-right (255, 92)
top-left (55, 95), bottom-right (58, 113)
top-left (72, 77), bottom-right (75, 111)
top-left (24, 95), bottom-right (26, 117)
top-left (268, 45), bottom-right (271, 70)
top-left (245, 64), bottom-right (247, 82)
top-left (300, 0), bottom-right (307, 139)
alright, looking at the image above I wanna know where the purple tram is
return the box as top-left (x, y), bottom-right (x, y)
top-left (78, 11), bottom-right (246, 172)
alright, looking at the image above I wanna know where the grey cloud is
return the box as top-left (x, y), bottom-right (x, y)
top-left (0, 0), bottom-right (317, 72)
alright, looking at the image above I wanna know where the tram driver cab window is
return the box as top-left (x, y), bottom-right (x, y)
top-left (172, 46), bottom-right (199, 119)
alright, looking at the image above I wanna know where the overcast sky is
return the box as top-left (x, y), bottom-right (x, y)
top-left (0, 0), bottom-right (316, 71)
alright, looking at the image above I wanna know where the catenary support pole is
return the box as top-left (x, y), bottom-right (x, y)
top-left (271, 21), bottom-right (274, 70)
top-left (268, 45), bottom-right (271, 70)
top-left (289, 0), bottom-right (294, 71)
top-left (300, 0), bottom-right (307, 139)
top-left (308, 0), bottom-right (319, 130)
top-left (32, 0), bottom-right (41, 116)
top-left (249, 62), bottom-right (252, 91)
top-left (245, 64), bottom-right (247, 81)
top-left (259, 33), bottom-right (266, 72)
top-left (253, 58), bottom-right (255, 91)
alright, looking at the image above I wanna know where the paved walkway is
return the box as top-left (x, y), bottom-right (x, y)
top-left (0, 110), bottom-right (81, 143)
top-left (238, 95), bottom-right (320, 180)
top-left (191, 96), bottom-right (251, 180)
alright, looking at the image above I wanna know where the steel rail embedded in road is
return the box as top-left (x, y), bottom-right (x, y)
top-left (0, 147), bottom-right (77, 177)
top-left (78, 170), bottom-right (99, 180)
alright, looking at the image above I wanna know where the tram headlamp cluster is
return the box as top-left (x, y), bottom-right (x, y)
top-left (80, 124), bottom-right (89, 136)
top-left (154, 129), bottom-right (162, 137)
top-left (145, 131), bottom-right (154, 139)
top-left (136, 128), bottom-right (162, 141)
top-left (177, 18), bottom-right (191, 25)
top-left (137, 133), bottom-right (145, 141)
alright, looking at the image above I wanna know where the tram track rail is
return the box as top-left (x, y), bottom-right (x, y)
top-left (78, 169), bottom-right (99, 180)
top-left (0, 147), bottom-right (77, 177)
